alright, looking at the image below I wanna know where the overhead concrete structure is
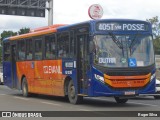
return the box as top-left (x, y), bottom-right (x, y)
top-left (0, 0), bottom-right (53, 25)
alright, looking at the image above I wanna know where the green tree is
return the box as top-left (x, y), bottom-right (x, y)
top-left (147, 16), bottom-right (160, 54)
top-left (0, 28), bottom-right (30, 64)
top-left (0, 30), bottom-right (17, 41)
top-left (18, 27), bottom-right (30, 35)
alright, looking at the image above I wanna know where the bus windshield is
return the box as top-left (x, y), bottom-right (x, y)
top-left (94, 34), bottom-right (154, 67)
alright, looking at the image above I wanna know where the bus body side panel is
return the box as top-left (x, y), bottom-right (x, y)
top-left (13, 62), bottom-right (19, 89)
top-left (16, 61), bottom-right (35, 92)
top-left (43, 60), bottom-right (65, 96)
top-left (3, 62), bottom-right (12, 88)
top-left (26, 61), bottom-right (35, 92)
top-left (33, 61), bottom-right (45, 94)
top-left (17, 60), bottom-right (66, 96)
top-left (16, 62), bottom-right (27, 89)
top-left (62, 59), bottom-right (80, 95)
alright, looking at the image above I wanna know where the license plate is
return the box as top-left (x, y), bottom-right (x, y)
top-left (124, 91), bottom-right (135, 95)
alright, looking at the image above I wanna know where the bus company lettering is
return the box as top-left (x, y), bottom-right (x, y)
top-left (43, 66), bottom-right (62, 74)
top-left (99, 58), bottom-right (116, 64)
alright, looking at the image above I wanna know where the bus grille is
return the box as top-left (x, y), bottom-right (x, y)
top-left (104, 73), bottom-right (151, 89)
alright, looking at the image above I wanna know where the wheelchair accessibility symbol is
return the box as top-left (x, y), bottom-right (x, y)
top-left (128, 58), bottom-right (137, 67)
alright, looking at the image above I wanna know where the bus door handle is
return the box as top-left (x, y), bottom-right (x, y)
top-left (31, 62), bottom-right (34, 69)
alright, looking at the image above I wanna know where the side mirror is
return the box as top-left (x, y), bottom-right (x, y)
top-left (89, 41), bottom-right (95, 53)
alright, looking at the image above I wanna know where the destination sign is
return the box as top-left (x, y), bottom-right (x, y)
top-left (96, 22), bottom-right (149, 31)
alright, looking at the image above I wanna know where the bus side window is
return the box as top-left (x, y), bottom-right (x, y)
top-left (26, 39), bottom-right (33, 60)
top-left (45, 35), bottom-right (56, 59)
top-left (35, 40), bottom-right (42, 60)
top-left (18, 40), bottom-right (26, 60)
top-left (57, 33), bottom-right (69, 58)
top-left (70, 31), bottom-right (75, 57)
top-left (3, 42), bottom-right (11, 61)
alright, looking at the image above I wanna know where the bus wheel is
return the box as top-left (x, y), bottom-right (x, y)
top-left (68, 80), bottom-right (83, 104)
top-left (22, 77), bottom-right (29, 97)
top-left (114, 97), bottom-right (128, 104)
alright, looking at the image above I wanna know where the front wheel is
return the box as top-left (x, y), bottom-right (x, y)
top-left (22, 77), bottom-right (29, 97)
top-left (68, 80), bottom-right (83, 104)
top-left (114, 97), bottom-right (128, 104)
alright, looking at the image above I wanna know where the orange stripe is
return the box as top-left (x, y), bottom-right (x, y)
top-left (104, 73), bottom-right (151, 80)
top-left (30, 24), bottom-right (66, 32)
top-left (10, 29), bottom-right (57, 40)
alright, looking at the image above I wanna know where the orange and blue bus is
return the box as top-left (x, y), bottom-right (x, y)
top-left (3, 19), bottom-right (155, 104)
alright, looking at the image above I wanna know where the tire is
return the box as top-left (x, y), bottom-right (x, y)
top-left (68, 80), bottom-right (83, 104)
top-left (154, 96), bottom-right (160, 99)
top-left (22, 77), bottom-right (29, 97)
top-left (114, 97), bottom-right (128, 104)
top-left (0, 78), bottom-right (3, 85)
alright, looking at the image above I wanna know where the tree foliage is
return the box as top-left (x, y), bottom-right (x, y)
top-left (0, 27), bottom-right (30, 64)
top-left (18, 27), bottom-right (30, 35)
top-left (147, 16), bottom-right (160, 38)
top-left (0, 27), bottom-right (30, 41)
top-left (147, 16), bottom-right (160, 54)
top-left (0, 31), bottom-right (17, 41)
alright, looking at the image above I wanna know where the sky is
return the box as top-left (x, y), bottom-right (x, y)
top-left (0, 0), bottom-right (160, 34)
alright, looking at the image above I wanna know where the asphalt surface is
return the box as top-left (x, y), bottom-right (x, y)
top-left (0, 85), bottom-right (160, 120)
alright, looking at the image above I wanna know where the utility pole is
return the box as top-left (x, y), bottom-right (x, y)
top-left (48, 0), bottom-right (53, 25)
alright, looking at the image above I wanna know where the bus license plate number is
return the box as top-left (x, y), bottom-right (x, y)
top-left (124, 91), bottom-right (135, 95)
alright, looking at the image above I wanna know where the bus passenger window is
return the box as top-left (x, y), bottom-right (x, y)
top-left (45, 35), bottom-right (56, 59)
top-left (26, 39), bottom-right (33, 60)
top-left (4, 42), bottom-right (11, 61)
top-left (35, 40), bottom-right (42, 60)
top-left (18, 40), bottom-right (26, 60)
top-left (57, 33), bottom-right (69, 58)
top-left (70, 31), bottom-right (75, 57)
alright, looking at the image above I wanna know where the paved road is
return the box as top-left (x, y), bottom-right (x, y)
top-left (0, 85), bottom-right (160, 120)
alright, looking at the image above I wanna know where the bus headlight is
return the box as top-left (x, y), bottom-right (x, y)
top-left (150, 73), bottom-right (156, 81)
top-left (94, 74), bottom-right (104, 83)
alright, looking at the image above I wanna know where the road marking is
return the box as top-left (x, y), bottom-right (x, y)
top-left (41, 101), bottom-right (62, 106)
top-left (14, 96), bottom-right (29, 101)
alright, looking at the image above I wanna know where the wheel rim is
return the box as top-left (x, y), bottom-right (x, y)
top-left (23, 83), bottom-right (26, 95)
top-left (70, 84), bottom-right (76, 99)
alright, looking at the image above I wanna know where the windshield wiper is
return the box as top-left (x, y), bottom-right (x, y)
top-left (129, 33), bottom-right (140, 49)
top-left (108, 32), bottom-right (123, 49)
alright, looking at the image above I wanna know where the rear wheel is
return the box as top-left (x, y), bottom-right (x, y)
top-left (68, 80), bottom-right (83, 104)
top-left (22, 77), bottom-right (29, 97)
top-left (114, 97), bottom-right (128, 104)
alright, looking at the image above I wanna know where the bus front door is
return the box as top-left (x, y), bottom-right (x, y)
top-left (77, 34), bottom-right (89, 95)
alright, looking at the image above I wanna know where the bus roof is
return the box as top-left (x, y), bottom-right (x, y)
top-left (4, 19), bottom-right (151, 41)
